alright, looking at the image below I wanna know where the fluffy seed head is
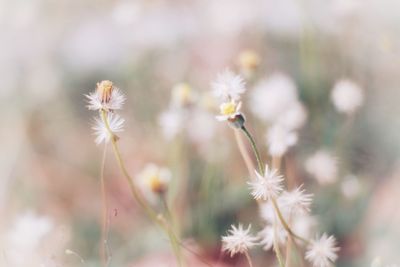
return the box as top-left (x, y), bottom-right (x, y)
top-left (306, 234), bottom-right (339, 267)
top-left (280, 185), bottom-right (313, 214)
top-left (92, 113), bottom-right (124, 145)
top-left (305, 150), bottom-right (338, 185)
top-left (86, 80), bottom-right (126, 111)
top-left (221, 224), bottom-right (258, 257)
top-left (331, 79), bottom-right (364, 114)
top-left (247, 165), bottom-right (284, 201)
top-left (138, 164), bottom-right (172, 195)
top-left (212, 69), bottom-right (246, 101)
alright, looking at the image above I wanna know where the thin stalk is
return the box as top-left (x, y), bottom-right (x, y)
top-left (234, 129), bottom-right (255, 177)
top-left (244, 251), bottom-right (254, 267)
top-left (100, 110), bottom-right (183, 267)
top-left (239, 125), bottom-right (309, 245)
top-left (240, 126), bottom-right (264, 175)
top-left (285, 233), bottom-right (292, 267)
top-left (100, 143), bottom-right (110, 267)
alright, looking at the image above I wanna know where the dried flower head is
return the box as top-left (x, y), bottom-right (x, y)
top-left (138, 164), bottom-right (172, 195)
top-left (247, 165), bottom-right (284, 201)
top-left (92, 113), bottom-right (125, 145)
top-left (221, 224), bottom-right (258, 257)
top-left (86, 80), bottom-right (126, 111)
top-left (212, 69), bottom-right (246, 101)
top-left (305, 234), bottom-right (339, 267)
top-left (331, 79), bottom-right (364, 114)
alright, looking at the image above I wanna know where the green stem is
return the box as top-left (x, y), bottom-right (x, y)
top-left (100, 110), bottom-right (183, 266)
top-left (240, 126), bottom-right (264, 175)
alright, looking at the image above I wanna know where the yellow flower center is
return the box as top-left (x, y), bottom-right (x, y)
top-left (148, 174), bottom-right (166, 194)
top-left (220, 101), bottom-right (237, 116)
top-left (97, 80), bottom-right (114, 103)
top-left (173, 83), bottom-right (193, 106)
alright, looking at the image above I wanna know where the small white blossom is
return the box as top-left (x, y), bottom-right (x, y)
top-left (212, 69), bottom-right (246, 101)
top-left (306, 234), bottom-right (339, 267)
top-left (216, 100), bottom-right (242, 121)
top-left (85, 80), bottom-right (126, 111)
top-left (258, 225), bottom-right (287, 251)
top-left (158, 108), bottom-right (184, 140)
top-left (221, 224), bottom-right (258, 257)
top-left (138, 163), bottom-right (172, 197)
top-left (280, 185), bottom-right (313, 214)
top-left (92, 113), bottom-right (125, 145)
top-left (247, 165), bottom-right (284, 201)
top-left (266, 124), bottom-right (298, 157)
top-left (331, 79), bottom-right (364, 114)
top-left (171, 83), bottom-right (197, 107)
top-left (276, 101), bottom-right (308, 130)
top-left (305, 150), bottom-right (338, 185)
top-left (249, 73), bottom-right (297, 122)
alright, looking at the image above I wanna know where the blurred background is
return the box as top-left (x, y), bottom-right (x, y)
top-left (1, 0), bottom-right (400, 266)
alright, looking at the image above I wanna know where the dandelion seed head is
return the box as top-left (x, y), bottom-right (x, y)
top-left (221, 224), bottom-right (258, 257)
top-left (331, 79), bottom-right (364, 114)
top-left (212, 69), bottom-right (246, 101)
top-left (92, 113), bottom-right (124, 145)
top-left (247, 165), bottom-right (283, 201)
top-left (280, 185), bottom-right (313, 214)
top-left (305, 233), bottom-right (339, 267)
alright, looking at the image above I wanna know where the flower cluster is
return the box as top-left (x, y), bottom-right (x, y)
top-left (85, 80), bottom-right (126, 144)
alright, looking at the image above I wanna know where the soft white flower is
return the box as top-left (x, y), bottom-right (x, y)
top-left (85, 80), bottom-right (126, 111)
top-left (258, 225), bottom-right (287, 251)
top-left (212, 69), bottom-right (246, 101)
top-left (280, 185), bottom-right (313, 214)
top-left (92, 113), bottom-right (125, 145)
top-left (276, 101), bottom-right (308, 130)
top-left (247, 165), bottom-right (284, 201)
top-left (158, 108), bottom-right (184, 140)
top-left (249, 73), bottom-right (297, 122)
top-left (305, 150), bottom-right (338, 185)
top-left (221, 224), bottom-right (258, 257)
top-left (138, 163), bottom-right (172, 196)
top-left (266, 124), bottom-right (298, 157)
top-left (305, 234), bottom-right (339, 267)
top-left (216, 100), bottom-right (242, 121)
top-left (331, 79), bottom-right (364, 114)
top-left (171, 82), bottom-right (197, 107)
top-left (340, 175), bottom-right (361, 199)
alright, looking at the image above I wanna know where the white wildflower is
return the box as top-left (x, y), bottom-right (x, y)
top-left (249, 73), bottom-right (297, 123)
top-left (276, 101), bottom-right (308, 130)
top-left (138, 163), bottom-right (171, 196)
top-left (258, 225), bottom-right (287, 251)
top-left (305, 150), bottom-right (338, 185)
top-left (331, 79), bottom-right (364, 114)
top-left (86, 80), bottom-right (126, 111)
top-left (216, 100), bottom-right (242, 122)
top-left (266, 124), bottom-right (298, 157)
top-left (280, 185), bottom-right (313, 214)
top-left (158, 108), bottom-right (184, 140)
top-left (340, 175), bottom-right (361, 199)
top-left (212, 69), bottom-right (246, 101)
top-left (306, 234), bottom-right (339, 267)
top-left (247, 165), bottom-right (284, 201)
top-left (221, 224), bottom-right (258, 257)
top-left (92, 113), bottom-right (124, 145)
top-left (259, 198), bottom-right (288, 224)
top-left (171, 82), bottom-right (197, 107)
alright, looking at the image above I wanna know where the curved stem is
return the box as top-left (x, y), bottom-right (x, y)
top-left (239, 125), bottom-right (309, 245)
top-left (100, 110), bottom-right (183, 266)
top-left (240, 126), bottom-right (264, 175)
top-left (234, 129), bottom-right (255, 177)
top-left (244, 251), bottom-right (254, 267)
